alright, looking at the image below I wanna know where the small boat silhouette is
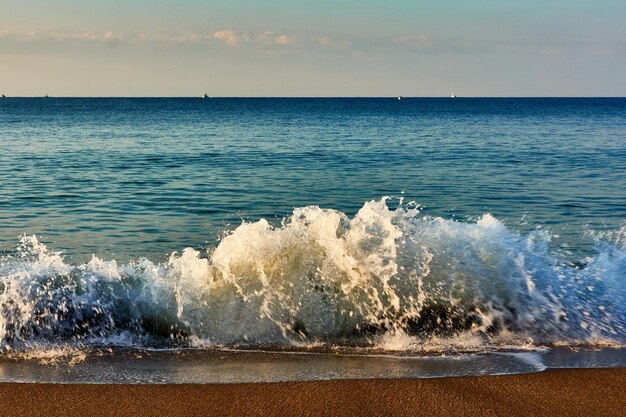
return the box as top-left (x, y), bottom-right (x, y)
top-left (203, 93), bottom-right (209, 98)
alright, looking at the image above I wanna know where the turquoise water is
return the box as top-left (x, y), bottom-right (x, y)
top-left (0, 98), bottom-right (625, 357)
top-left (1, 98), bottom-right (625, 261)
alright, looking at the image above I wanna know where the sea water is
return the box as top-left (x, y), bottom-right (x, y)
top-left (0, 98), bottom-right (624, 382)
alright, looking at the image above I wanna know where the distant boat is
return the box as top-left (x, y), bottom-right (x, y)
top-left (203, 93), bottom-right (209, 98)
top-left (397, 96), bottom-right (403, 101)
top-left (44, 94), bottom-right (49, 98)
top-left (1, 94), bottom-right (5, 98)
top-left (450, 93), bottom-right (456, 98)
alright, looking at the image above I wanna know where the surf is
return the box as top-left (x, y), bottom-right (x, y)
top-left (0, 198), bottom-right (624, 355)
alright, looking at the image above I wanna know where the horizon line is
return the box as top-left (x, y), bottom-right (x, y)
top-left (1, 96), bottom-right (625, 99)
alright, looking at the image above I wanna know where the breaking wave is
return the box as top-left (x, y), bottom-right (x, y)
top-left (1, 199), bottom-right (624, 355)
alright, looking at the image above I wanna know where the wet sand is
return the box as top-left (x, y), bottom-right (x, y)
top-left (0, 368), bottom-right (624, 416)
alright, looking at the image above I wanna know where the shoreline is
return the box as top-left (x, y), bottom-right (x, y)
top-left (0, 368), bottom-right (624, 416)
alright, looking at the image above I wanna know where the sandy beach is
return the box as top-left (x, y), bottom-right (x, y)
top-left (4, 0), bottom-right (626, 412)
top-left (0, 367), bottom-right (623, 416)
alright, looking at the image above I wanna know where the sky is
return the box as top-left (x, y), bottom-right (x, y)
top-left (1, 0), bottom-right (625, 96)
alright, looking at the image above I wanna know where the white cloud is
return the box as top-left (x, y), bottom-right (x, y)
top-left (0, 30), bottom-right (99, 41)
top-left (103, 32), bottom-right (121, 48)
top-left (213, 29), bottom-right (238, 46)
top-left (213, 29), bottom-right (293, 47)
top-left (255, 31), bottom-right (275, 44)
top-left (1, 28), bottom-right (293, 48)
top-left (0, 30), bottom-right (125, 46)
top-left (275, 34), bottom-right (291, 45)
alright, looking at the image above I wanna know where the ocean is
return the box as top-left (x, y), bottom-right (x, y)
top-left (0, 97), bottom-right (625, 382)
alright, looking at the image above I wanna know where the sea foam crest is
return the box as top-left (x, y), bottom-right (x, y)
top-left (0, 199), bottom-right (624, 353)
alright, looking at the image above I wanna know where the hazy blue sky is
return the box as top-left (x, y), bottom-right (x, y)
top-left (1, 1), bottom-right (624, 96)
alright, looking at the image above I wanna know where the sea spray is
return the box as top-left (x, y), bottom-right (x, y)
top-left (0, 199), bottom-right (624, 355)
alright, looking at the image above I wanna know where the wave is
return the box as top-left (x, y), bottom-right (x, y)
top-left (1, 198), bottom-right (624, 354)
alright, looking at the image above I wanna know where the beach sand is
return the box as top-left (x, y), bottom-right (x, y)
top-left (0, 368), bottom-right (624, 416)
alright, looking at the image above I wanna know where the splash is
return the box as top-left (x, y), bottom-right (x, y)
top-left (0, 199), bottom-right (624, 356)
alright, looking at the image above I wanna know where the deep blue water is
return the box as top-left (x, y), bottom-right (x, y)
top-left (1, 98), bottom-right (624, 261)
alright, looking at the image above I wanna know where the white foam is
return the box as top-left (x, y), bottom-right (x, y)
top-left (0, 199), bottom-right (624, 354)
